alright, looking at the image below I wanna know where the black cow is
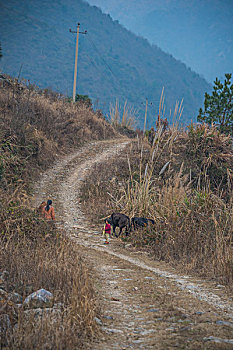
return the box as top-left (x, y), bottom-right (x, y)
top-left (131, 217), bottom-right (155, 230)
top-left (109, 213), bottom-right (131, 237)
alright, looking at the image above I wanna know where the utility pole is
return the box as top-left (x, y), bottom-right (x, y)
top-left (69, 23), bottom-right (87, 103)
top-left (142, 99), bottom-right (153, 132)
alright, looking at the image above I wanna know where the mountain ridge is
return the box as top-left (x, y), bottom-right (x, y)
top-left (87, 0), bottom-right (233, 83)
top-left (0, 0), bottom-right (211, 127)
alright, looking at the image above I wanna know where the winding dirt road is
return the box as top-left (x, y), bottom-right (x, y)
top-left (33, 138), bottom-right (233, 350)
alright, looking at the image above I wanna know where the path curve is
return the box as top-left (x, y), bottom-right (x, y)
top-left (33, 138), bottom-right (233, 349)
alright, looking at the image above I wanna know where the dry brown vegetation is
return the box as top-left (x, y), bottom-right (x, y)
top-left (0, 202), bottom-right (98, 349)
top-left (80, 124), bottom-right (233, 288)
top-left (108, 100), bottom-right (136, 135)
top-left (0, 76), bottom-right (118, 193)
top-left (0, 76), bottom-right (117, 348)
top-left (1, 75), bottom-right (233, 346)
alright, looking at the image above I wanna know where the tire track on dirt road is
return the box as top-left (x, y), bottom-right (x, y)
top-left (33, 138), bottom-right (233, 349)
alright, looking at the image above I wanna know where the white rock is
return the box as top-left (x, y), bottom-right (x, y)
top-left (94, 317), bottom-right (102, 325)
top-left (23, 289), bottom-right (54, 309)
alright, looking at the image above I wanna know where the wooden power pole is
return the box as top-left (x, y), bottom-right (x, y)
top-left (143, 98), bottom-right (148, 134)
top-left (69, 23), bottom-right (87, 103)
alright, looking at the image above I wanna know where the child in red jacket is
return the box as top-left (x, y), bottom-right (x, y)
top-left (103, 219), bottom-right (111, 244)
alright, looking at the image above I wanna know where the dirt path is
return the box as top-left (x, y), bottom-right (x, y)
top-left (33, 138), bottom-right (233, 349)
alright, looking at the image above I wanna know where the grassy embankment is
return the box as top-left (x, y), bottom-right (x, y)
top-left (80, 108), bottom-right (233, 289)
top-left (0, 76), bottom-right (118, 349)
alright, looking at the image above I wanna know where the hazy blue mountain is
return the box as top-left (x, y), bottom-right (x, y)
top-left (0, 0), bottom-right (210, 128)
top-left (87, 0), bottom-right (233, 83)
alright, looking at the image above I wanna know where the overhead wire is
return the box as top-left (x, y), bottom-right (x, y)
top-left (85, 33), bottom-right (162, 109)
top-left (86, 32), bottom-right (121, 86)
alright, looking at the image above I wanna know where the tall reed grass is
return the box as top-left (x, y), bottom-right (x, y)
top-left (109, 100), bottom-right (136, 129)
top-left (113, 122), bottom-right (233, 285)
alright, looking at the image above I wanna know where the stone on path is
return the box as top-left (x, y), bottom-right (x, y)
top-left (203, 336), bottom-right (233, 345)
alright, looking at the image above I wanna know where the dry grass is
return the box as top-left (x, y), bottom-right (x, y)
top-left (108, 99), bottom-right (136, 131)
top-left (79, 141), bottom-right (138, 223)
top-left (1, 76), bottom-right (117, 147)
top-left (0, 77), bottom-right (111, 348)
top-left (0, 76), bottom-right (118, 192)
top-left (124, 125), bottom-right (232, 285)
top-left (0, 201), bottom-right (98, 349)
top-left (80, 124), bottom-right (233, 287)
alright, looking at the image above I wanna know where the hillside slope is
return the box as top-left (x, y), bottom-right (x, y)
top-left (87, 0), bottom-right (233, 83)
top-left (0, 0), bottom-right (210, 127)
top-left (0, 76), bottom-right (117, 195)
top-left (0, 78), bottom-right (115, 348)
top-left (32, 132), bottom-right (233, 350)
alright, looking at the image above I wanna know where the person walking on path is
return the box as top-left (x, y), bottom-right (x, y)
top-left (42, 199), bottom-right (55, 221)
top-left (103, 219), bottom-right (111, 244)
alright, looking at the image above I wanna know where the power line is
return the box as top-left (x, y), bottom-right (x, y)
top-left (86, 32), bottom-right (121, 85)
top-left (84, 34), bottom-right (162, 109)
top-left (83, 52), bottom-right (99, 71)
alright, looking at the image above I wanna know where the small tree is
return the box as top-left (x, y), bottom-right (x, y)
top-left (75, 94), bottom-right (92, 107)
top-left (198, 73), bottom-right (233, 136)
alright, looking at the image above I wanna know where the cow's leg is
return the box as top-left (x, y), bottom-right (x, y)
top-left (131, 219), bottom-right (135, 231)
top-left (118, 226), bottom-right (123, 237)
top-left (124, 223), bottom-right (129, 236)
top-left (113, 224), bottom-right (118, 237)
top-left (128, 219), bottom-right (131, 234)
